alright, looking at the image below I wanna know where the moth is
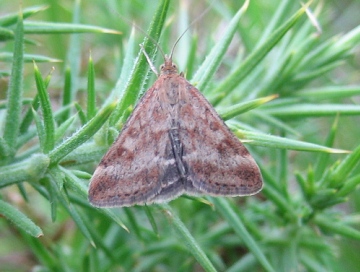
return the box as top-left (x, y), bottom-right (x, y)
top-left (88, 46), bottom-right (263, 207)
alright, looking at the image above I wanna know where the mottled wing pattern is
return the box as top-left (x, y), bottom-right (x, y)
top-left (177, 77), bottom-right (263, 196)
top-left (89, 62), bottom-right (263, 207)
top-left (88, 78), bottom-right (183, 207)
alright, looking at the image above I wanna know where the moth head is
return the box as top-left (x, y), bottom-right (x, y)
top-left (160, 55), bottom-right (178, 75)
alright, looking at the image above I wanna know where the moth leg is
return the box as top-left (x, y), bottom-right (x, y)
top-left (139, 43), bottom-right (159, 76)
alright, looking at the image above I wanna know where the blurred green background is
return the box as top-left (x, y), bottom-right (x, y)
top-left (1, 0), bottom-right (360, 271)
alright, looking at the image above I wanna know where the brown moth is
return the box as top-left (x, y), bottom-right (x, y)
top-left (88, 46), bottom-right (263, 207)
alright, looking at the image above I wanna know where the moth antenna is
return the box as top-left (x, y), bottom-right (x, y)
top-left (169, 3), bottom-right (213, 60)
top-left (128, 21), bottom-right (166, 75)
top-left (118, 17), bottom-right (167, 61)
top-left (133, 21), bottom-right (166, 61)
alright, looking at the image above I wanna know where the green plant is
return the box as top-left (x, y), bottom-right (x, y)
top-left (1, 0), bottom-right (360, 271)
